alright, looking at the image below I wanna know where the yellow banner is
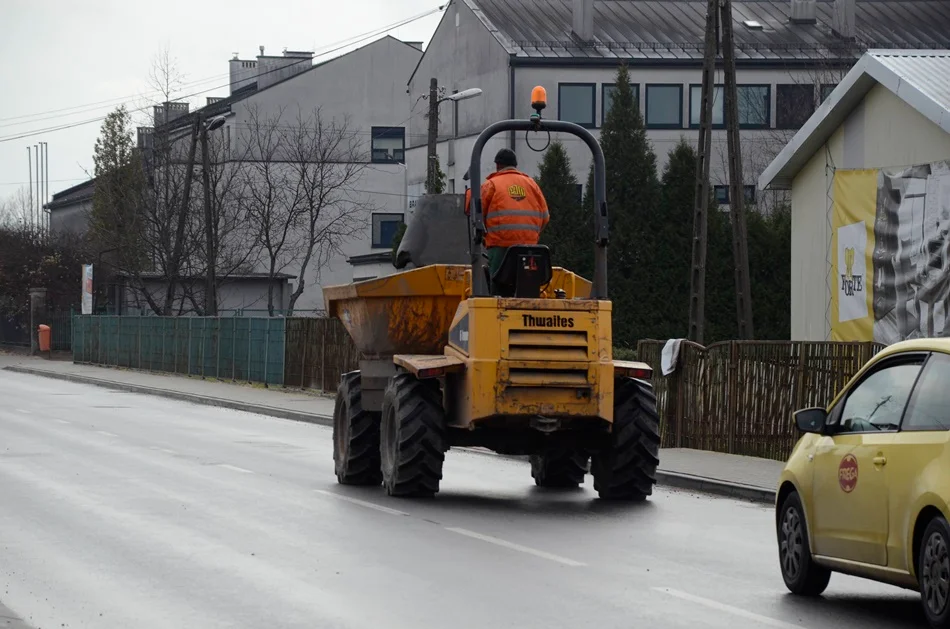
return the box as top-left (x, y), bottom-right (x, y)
top-left (830, 169), bottom-right (877, 341)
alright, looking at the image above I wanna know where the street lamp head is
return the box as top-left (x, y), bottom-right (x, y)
top-left (205, 115), bottom-right (227, 132)
top-left (446, 87), bottom-right (482, 102)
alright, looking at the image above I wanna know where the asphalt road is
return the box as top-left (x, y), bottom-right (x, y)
top-left (0, 371), bottom-right (927, 629)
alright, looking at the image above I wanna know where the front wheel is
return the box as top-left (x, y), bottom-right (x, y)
top-left (919, 516), bottom-right (950, 628)
top-left (530, 448), bottom-right (588, 488)
top-left (591, 377), bottom-right (660, 500)
top-left (333, 371), bottom-right (382, 486)
top-left (777, 490), bottom-right (830, 596)
top-left (380, 373), bottom-right (447, 497)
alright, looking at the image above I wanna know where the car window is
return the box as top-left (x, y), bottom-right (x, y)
top-left (837, 361), bottom-right (922, 433)
top-left (902, 353), bottom-right (950, 431)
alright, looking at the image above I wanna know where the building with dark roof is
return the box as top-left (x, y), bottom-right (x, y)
top-left (406, 0), bottom-right (950, 211)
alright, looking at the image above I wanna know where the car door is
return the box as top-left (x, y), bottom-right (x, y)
top-left (810, 354), bottom-right (925, 566)
top-left (887, 352), bottom-right (950, 572)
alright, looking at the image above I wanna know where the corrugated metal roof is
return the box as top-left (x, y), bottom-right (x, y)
top-left (758, 49), bottom-right (950, 189)
top-left (463, 0), bottom-right (950, 61)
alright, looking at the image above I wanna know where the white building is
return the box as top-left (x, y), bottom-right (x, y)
top-left (142, 36), bottom-right (422, 314)
top-left (759, 50), bottom-right (950, 342)
top-left (405, 0), bottom-right (948, 212)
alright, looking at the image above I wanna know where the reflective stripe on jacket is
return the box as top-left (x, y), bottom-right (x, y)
top-left (479, 168), bottom-right (549, 248)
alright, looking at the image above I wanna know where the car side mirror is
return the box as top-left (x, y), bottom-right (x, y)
top-left (794, 407), bottom-right (828, 434)
top-left (794, 407), bottom-right (827, 434)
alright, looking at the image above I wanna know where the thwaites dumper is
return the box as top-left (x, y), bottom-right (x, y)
top-left (323, 86), bottom-right (661, 500)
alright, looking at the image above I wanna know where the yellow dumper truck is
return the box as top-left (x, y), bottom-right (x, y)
top-left (323, 87), bottom-right (660, 500)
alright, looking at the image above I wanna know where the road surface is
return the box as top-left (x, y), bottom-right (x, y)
top-left (0, 370), bottom-right (927, 629)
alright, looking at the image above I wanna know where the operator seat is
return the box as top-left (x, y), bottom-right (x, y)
top-left (490, 245), bottom-right (553, 298)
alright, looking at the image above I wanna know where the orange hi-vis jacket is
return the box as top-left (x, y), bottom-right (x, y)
top-left (464, 168), bottom-right (549, 248)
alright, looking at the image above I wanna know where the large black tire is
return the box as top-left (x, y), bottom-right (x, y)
top-left (530, 448), bottom-right (589, 488)
top-left (919, 516), bottom-right (950, 628)
top-left (380, 372), bottom-right (447, 497)
top-left (332, 371), bottom-right (382, 486)
top-left (591, 377), bottom-right (661, 500)
top-left (777, 490), bottom-right (831, 596)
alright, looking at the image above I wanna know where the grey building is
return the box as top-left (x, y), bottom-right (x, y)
top-left (46, 179), bottom-right (94, 237)
top-left (405, 0), bottom-right (950, 212)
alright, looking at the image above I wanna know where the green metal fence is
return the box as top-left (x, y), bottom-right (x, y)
top-left (72, 315), bottom-right (286, 385)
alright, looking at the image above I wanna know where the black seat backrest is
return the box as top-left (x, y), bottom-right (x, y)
top-left (490, 245), bottom-right (553, 298)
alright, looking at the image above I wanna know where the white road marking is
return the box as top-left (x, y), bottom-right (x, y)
top-left (314, 489), bottom-right (409, 517)
top-left (55, 419), bottom-right (70, 424)
top-left (96, 430), bottom-right (118, 437)
top-left (149, 447), bottom-right (177, 455)
top-left (445, 527), bottom-right (586, 567)
top-left (217, 464), bottom-right (254, 474)
top-left (652, 588), bottom-right (809, 628)
top-left (16, 409), bottom-right (31, 414)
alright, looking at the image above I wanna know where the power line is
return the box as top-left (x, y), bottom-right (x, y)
top-left (0, 6), bottom-right (444, 144)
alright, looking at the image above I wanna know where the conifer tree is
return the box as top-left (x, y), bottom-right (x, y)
top-left (536, 141), bottom-right (592, 278)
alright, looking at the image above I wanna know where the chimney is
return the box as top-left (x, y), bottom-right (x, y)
top-left (229, 53), bottom-right (258, 95)
top-left (572, 0), bottom-right (594, 42)
top-left (832, 0), bottom-right (855, 39)
top-left (789, 0), bottom-right (816, 24)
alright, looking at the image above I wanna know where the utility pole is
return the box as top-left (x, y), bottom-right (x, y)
top-left (201, 117), bottom-right (216, 316)
top-left (34, 145), bottom-right (40, 229)
top-left (426, 77), bottom-right (439, 194)
top-left (27, 146), bottom-right (33, 229)
top-left (687, 0), bottom-right (754, 343)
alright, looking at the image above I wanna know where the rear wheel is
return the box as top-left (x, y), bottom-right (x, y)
top-left (530, 448), bottom-right (588, 488)
top-left (777, 490), bottom-right (830, 596)
top-left (591, 377), bottom-right (660, 500)
top-left (333, 371), bottom-right (382, 486)
top-left (380, 372), bottom-right (447, 497)
top-left (919, 516), bottom-right (950, 628)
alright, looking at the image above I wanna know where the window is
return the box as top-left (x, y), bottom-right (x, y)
top-left (602, 83), bottom-right (640, 124)
top-left (372, 213), bottom-right (404, 248)
top-left (776, 84), bottom-right (815, 129)
top-left (714, 185), bottom-right (729, 205)
top-left (371, 127), bottom-right (405, 163)
top-left (737, 85), bottom-right (770, 128)
top-left (689, 85), bottom-right (769, 128)
top-left (820, 84), bottom-right (837, 103)
top-left (645, 84), bottom-right (683, 129)
top-left (902, 353), bottom-right (950, 431)
top-left (690, 85), bottom-right (724, 128)
top-left (713, 184), bottom-right (756, 206)
top-left (836, 359), bottom-right (923, 433)
top-left (558, 83), bottom-right (596, 128)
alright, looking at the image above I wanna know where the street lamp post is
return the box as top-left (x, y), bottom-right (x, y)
top-left (201, 115), bottom-right (227, 316)
top-left (425, 81), bottom-right (482, 194)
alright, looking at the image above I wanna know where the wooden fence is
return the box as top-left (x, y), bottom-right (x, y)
top-left (636, 339), bottom-right (885, 461)
top-left (284, 317), bottom-right (361, 391)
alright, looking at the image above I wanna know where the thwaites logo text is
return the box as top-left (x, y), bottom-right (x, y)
top-left (522, 314), bottom-right (575, 328)
top-left (840, 246), bottom-right (864, 297)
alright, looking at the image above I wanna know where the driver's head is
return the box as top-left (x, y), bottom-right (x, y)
top-left (494, 148), bottom-right (517, 171)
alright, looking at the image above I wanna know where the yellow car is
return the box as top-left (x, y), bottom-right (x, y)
top-left (776, 338), bottom-right (950, 628)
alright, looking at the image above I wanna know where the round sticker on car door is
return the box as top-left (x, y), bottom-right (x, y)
top-left (838, 454), bottom-right (858, 493)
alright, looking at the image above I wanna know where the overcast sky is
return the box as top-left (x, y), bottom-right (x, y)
top-left (0, 0), bottom-right (444, 204)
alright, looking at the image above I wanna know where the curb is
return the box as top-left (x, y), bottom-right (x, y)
top-left (655, 469), bottom-right (775, 504)
top-left (3, 365), bottom-right (334, 428)
top-left (5, 364), bottom-right (778, 505)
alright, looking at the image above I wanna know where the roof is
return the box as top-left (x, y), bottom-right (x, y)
top-left (158, 35), bottom-right (420, 135)
top-left (462, 0), bottom-right (950, 63)
top-left (45, 178), bottom-right (95, 211)
top-left (759, 48), bottom-right (950, 189)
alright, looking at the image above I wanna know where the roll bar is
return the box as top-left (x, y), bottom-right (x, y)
top-left (467, 119), bottom-right (609, 299)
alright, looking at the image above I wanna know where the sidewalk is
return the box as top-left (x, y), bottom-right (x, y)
top-left (0, 352), bottom-right (781, 504)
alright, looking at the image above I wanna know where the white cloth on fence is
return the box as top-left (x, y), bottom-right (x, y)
top-left (660, 338), bottom-right (684, 376)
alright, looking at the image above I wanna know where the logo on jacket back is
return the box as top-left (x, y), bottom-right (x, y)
top-left (522, 314), bottom-right (574, 328)
top-left (507, 184), bottom-right (527, 201)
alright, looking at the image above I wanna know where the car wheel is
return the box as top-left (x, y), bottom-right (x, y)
top-left (777, 491), bottom-right (831, 596)
top-left (919, 516), bottom-right (950, 628)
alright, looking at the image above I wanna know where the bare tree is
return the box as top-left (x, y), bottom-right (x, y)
top-left (0, 187), bottom-right (32, 228)
top-left (282, 108), bottom-right (371, 314)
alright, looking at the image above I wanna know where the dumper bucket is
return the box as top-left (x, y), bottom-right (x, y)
top-left (322, 264), bottom-right (470, 357)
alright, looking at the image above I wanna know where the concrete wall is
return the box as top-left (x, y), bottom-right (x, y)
top-left (49, 199), bottom-right (92, 237)
top-left (790, 83), bottom-right (950, 340)
top-left (120, 278), bottom-right (292, 316)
